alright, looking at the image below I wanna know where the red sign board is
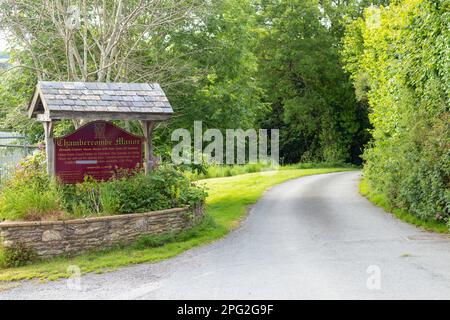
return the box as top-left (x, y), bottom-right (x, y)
top-left (54, 121), bottom-right (143, 183)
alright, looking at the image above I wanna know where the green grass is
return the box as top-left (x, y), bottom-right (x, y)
top-left (359, 179), bottom-right (449, 234)
top-left (0, 182), bottom-right (61, 221)
top-left (186, 162), bottom-right (357, 180)
top-left (0, 167), bottom-right (351, 282)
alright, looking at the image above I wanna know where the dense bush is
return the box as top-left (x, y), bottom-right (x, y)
top-left (342, 0), bottom-right (449, 223)
top-left (60, 165), bottom-right (207, 216)
top-left (0, 151), bottom-right (207, 221)
top-left (0, 242), bottom-right (37, 268)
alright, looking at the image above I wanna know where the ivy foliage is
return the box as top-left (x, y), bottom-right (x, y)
top-left (342, 0), bottom-right (449, 221)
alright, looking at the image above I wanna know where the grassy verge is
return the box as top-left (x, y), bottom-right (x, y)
top-left (359, 178), bottom-right (449, 234)
top-left (0, 167), bottom-right (351, 282)
top-left (186, 162), bottom-right (358, 180)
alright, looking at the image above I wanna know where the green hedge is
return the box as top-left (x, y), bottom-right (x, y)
top-left (342, 0), bottom-right (449, 224)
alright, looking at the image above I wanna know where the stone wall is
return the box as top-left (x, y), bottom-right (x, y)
top-left (0, 206), bottom-right (204, 258)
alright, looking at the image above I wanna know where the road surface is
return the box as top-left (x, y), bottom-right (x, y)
top-left (1, 171), bottom-right (450, 299)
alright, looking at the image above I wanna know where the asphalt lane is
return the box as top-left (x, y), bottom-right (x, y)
top-left (1, 171), bottom-right (449, 299)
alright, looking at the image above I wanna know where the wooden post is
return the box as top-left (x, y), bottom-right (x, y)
top-left (141, 120), bottom-right (155, 174)
top-left (42, 121), bottom-right (55, 176)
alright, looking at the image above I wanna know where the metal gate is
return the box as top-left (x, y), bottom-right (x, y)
top-left (0, 131), bottom-right (38, 183)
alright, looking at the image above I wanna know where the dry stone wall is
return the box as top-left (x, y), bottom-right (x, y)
top-left (0, 206), bottom-right (203, 258)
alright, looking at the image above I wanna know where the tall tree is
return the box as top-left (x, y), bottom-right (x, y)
top-left (163, 0), bottom-right (263, 132)
top-left (0, 0), bottom-right (200, 133)
top-left (255, 0), bottom-right (370, 164)
top-left (0, 0), bottom-right (198, 83)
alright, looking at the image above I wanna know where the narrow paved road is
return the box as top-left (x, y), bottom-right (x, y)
top-left (1, 171), bottom-right (450, 299)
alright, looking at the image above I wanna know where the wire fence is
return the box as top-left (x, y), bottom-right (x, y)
top-left (0, 131), bottom-right (38, 183)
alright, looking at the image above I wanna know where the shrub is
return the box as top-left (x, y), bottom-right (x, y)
top-left (0, 243), bottom-right (37, 268)
top-left (58, 165), bottom-right (207, 217)
top-left (106, 165), bottom-right (207, 214)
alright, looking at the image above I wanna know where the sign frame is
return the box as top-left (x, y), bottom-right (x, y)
top-left (54, 120), bottom-right (144, 184)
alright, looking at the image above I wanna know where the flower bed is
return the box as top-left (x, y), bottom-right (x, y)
top-left (0, 150), bottom-right (206, 221)
top-left (0, 151), bottom-right (207, 261)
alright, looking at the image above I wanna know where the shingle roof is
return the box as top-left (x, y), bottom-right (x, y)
top-left (28, 81), bottom-right (173, 121)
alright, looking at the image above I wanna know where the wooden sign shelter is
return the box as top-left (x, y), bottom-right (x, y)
top-left (28, 81), bottom-right (173, 176)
